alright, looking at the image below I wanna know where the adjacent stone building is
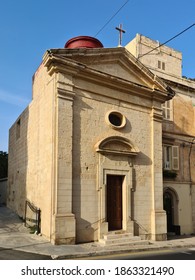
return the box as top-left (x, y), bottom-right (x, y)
top-left (8, 36), bottom-right (174, 244)
top-left (126, 34), bottom-right (195, 235)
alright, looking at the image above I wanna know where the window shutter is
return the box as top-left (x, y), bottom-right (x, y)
top-left (162, 100), bottom-right (173, 120)
top-left (172, 146), bottom-right (179, 170)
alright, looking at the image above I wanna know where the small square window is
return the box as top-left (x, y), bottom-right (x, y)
top-left (158, 60), bottom-right (165, 71)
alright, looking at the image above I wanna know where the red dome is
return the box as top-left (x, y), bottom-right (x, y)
top-left (65, 36), bottom-right (103, 49)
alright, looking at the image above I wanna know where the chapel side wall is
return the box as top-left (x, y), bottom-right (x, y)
top-left (8, 64), bottom-right (55, 239)
top-left (72, 78), bottom-right (154, 243)
top-left (26, 64), bottom-right (55, 238)
top-left (8, 107), bottom-right (29, 217)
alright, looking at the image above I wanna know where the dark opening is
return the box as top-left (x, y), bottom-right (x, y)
top-left (109, 113), bottom-right (122, 126)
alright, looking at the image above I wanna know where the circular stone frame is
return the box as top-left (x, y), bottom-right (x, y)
top-left (105, 110), bottom-right (126, 129)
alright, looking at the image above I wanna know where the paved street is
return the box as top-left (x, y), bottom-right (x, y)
top-left (1, 205), bottom-right (195, 260)
top-left (0, 247), bottom-right (51, 260)
top-left (76, 248), bottom-right (195, 260)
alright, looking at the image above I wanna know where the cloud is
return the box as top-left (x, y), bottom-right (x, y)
top-left (0, 89), bottom-right (30, 107)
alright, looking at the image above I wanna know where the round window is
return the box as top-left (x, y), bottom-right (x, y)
top-left (105, 110), bottom-right (126, 129)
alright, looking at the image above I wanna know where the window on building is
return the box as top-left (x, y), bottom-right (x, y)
top-left (163, 145), bottom-right (179, 170)
top-left (158, 60), bottom-right (165, 71)
top-left (105, 110), bottom-right (126, 129)
top-left (162, 100), bottom-right (173, 120)
top-left (162, 62), bottom-right (165, 70)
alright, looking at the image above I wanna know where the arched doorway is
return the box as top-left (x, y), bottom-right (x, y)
top-left (163, 191), bottom-right (174, 232)
top-left (163, 188), bottom-right (180, 235)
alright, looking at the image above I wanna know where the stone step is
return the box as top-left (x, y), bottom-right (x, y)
top-left (104, 233), bottom-right (134, 240)
top-left (102, 237), bottom-right (142, 245)
top-left (99, 232), bottom-right (148, 247)
top-left (99, 238), bottom-right (149, 247)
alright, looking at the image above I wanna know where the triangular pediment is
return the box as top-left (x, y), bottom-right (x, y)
top-left (90, 60), bottom-right (147, 87)
top-left (52, 47), bottom-right (169, 92)
top-left (43, 47), bottom-right (175, 101)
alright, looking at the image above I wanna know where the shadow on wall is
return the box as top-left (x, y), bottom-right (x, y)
top-left (0, 178), bottom-right (7, 205)
top-left (72, 98), bottom-right (94, 243)
top-left (76, 218), bottom-right (98, 244)
top-left (135, 152), bottom-right (152, 166)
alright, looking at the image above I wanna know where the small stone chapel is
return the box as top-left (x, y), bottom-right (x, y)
top-left (8, 36), bottom-right (174, 244)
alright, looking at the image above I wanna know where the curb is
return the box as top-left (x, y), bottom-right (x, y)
top-left (52, 243), bottom-right (195, 260)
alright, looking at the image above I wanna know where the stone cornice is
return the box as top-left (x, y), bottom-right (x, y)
top-left (43, 49), bottom-right (172, 103)
top-left (162, 131), bottom-right (195, 142)
top-left (44, 47), bottom-right (170, 91)
top-left (151, 106), bottom-right (163, 123)
top-left (57, 87), bottom-right (75, 101)
top-left (163, 78), bottom-right (195, 92)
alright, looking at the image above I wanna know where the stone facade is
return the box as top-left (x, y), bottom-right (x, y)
top-left (126, 34), bottom-right (195, 235)
top-left (8, 40), bottom-right (173, 244)
top-left (126, 34), bottom-right (182, 79)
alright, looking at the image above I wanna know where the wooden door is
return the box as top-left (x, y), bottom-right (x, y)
top-left (107, 175), bottom-right (123, 231)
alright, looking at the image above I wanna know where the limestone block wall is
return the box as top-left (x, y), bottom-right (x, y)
top-left (126, 34), bottom-right (182, 78)
top-left (72, 77), bottom-right (162, 242)
top-left (8, 106), bottom-right (29, 216)
top-left (8, 64), bottom-right (55, 238)
top-left (172, 93), bottom-right (195, 136)
top-left (27, 66), bottom-right (55, 238)
top-left (163, 87), bottom-right (195, 183)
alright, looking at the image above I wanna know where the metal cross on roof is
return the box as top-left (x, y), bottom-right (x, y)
top-left (115, 24), bottom-right (126, 46)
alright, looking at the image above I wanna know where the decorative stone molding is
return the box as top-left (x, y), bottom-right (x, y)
top-left (95, 136), bottom-right (139, 156)
top-left (151, 106), bottom-right (163, 123)
top-left (57, 87), bottom-right (75, 101)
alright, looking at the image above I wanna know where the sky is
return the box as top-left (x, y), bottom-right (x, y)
top-left (0, 0), bottom-right (195, 152)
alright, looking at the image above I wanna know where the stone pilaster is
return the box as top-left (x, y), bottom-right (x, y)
top-left (150, 106), bottom-right (167, 241)
top-left (52, 73), bottom-right (76, 244)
